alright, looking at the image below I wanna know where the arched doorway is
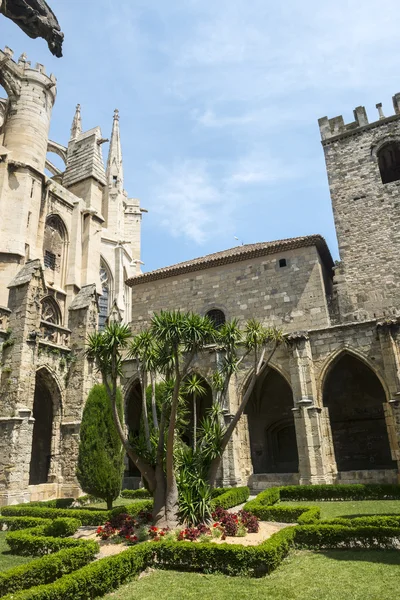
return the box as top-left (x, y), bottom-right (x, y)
top-left (125, 380), bottom-right (142, 476)
top-left (323, 353), bottom-right (395, 471)
top-left (245, 368), bottom-right (298, 474)
top-left (29, 369), bottom-right (60, 485)
top-left (182, 375), bottom-right (213, 448)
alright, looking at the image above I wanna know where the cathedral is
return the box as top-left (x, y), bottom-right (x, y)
top-left (1, 44), bottom-right (400, 505)
top-left (0, 46), bottom-right (143, 505)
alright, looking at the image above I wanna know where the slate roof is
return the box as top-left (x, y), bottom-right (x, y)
top-left (127, 234), bottom-right (333, 286)
top-left (7, 259), bottom-right (44, 288)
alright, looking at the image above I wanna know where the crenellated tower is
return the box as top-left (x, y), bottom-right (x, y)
top-left (319, 94), bottom-right (400, 322)
top-left (0, 47), bottom-right (57, 304)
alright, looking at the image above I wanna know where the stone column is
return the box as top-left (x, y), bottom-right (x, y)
top-left (288, 332), bottom-right (335, 484)
top-left (377, 321), bottom-right (400, 478)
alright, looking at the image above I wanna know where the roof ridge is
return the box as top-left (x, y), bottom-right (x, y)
top-left (127, 234), bottom-right (332, 287)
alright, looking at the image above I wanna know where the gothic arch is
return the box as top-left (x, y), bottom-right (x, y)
top-left (244, 365), bottom-right (298, 474)
top-left (322, 350), bottom-right (395, 472)
top-left (238, 359), bottom-right (292, 398)
top-left (318, 346), bottom-right (389, 406)
top-left (41, 295), bottom-right (62, 325)
top-left (43, 214), bottom-right (69, 291)
top-left (29, 367), bottom-right (63, 486)
top-left (99, 257), bottom-right (114, 330)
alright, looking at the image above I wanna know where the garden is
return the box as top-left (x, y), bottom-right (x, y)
top-left (1, 483), bottom-right (400, 599)
top-left (1, 315), bottom-right (400, 598)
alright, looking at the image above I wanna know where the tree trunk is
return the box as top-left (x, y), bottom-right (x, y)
top-left (141, 370), bottom-right (151, 451)
top-left (193, 392), bottom-right (197, 450)
top-left (164, 348), bottom-right (181, 528)
top-left (151, 373), bottom-right (159, 430)
top-left (106, 498), bottom-right (113, 511)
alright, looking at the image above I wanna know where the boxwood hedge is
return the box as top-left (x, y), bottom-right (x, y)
top-left (210, 486), bottom-right (249, 511)
top-left (0, 542), bottom-right (98, 596)
top-left (1, 499), bottom-right (153, 526)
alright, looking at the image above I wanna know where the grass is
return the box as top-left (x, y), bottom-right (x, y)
top-left (0, 532), bottom-right (32, 572)
top-left (278, 500), bottom-right (400, 520)
top-left (103, 549), bottom-right (400, 600)
top-left (85, 497), bottom-right (140, 510)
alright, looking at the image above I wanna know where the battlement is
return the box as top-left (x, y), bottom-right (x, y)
top-left (319, 93), bottom-right (400, 142)
top-left (0, 47), bottom-right (56, 97)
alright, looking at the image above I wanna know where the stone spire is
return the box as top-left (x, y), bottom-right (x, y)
top-left (70, 104), bottom-right (82, 140)
top-left (106, 109), bottom-right (124, 190)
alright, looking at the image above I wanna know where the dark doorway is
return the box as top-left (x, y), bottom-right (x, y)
top-left (29, 371), bottom-right (54, 485)
top-left (245, 368), bottom-right (298, 474)
top-left (323, 353), bottom-right (395, 471)
top-left (125, 380), bottom-right (142, 476)
top-left (182, 375), bottom-right (213, 447)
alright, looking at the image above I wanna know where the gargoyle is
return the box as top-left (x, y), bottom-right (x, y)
top-left (0, 0), bottom-right (64, 57)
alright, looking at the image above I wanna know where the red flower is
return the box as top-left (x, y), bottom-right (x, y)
top-left (213, 523), bottom-right (219, 528)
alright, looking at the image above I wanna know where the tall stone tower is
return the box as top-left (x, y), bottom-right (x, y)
top-left (319, 94), bottom-right (400, 322)
top-left (0, 48), bottom-right (57, 303)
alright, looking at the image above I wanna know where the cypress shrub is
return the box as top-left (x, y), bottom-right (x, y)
top-left (76, 384), bottom-right (124, 510)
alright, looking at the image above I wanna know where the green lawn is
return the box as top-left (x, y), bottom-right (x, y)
top-left (0, 532), bottom-right (32, 572)
top-left (104, 550), bottom-right (400, 600)
top-left (279, 500), bottom-right (400, 520)
top-left (85, 497), bottom-right (141, 510)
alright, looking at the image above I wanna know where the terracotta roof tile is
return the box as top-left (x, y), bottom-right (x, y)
top-left (127, 234), bottom-right (333, 286)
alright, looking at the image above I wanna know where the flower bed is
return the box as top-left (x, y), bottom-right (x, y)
top-left (95, 507), bottom-right (260, 546)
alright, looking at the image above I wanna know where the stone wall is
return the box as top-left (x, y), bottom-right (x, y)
top-left (131, 244), bottom-right (332, 333)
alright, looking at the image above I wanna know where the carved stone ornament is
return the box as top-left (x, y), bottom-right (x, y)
top-left (0, 0), bottom-right (64, 57)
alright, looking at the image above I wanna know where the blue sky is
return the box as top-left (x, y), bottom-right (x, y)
top-left (1, 0), bottom-right (399, 271)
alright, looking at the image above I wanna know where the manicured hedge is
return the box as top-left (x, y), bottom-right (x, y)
top-left (6, 529), bottom-right (89, 557)
top-left (294, 524), bottom-right (400, 549)
top-left (1, 500), bottom-right (153, 526)
top-left (5, 518), bottom-right (91, 558)
top-left (280, 484), bottom-right (400, 501)
top-left (211, 487), bottom-right (230, 498)
top-left (1, 545), bottom-right (152, 600)
top-left (152, 526), bottom-right (295, 577)
top-left (328, 515), bottom-right (400, 528)
top-left (243, 488), bottom-right (319, 523)
top-left (27, 498), bottom-right (75, 509)
top-left (0, 542), bottom-right (98, 596)
top-left (120, 489), bottom-right (152, 500)
top-left (210, 486), bottom-right (250, 511)
top-left (0, 517), bottom-right (52, 531)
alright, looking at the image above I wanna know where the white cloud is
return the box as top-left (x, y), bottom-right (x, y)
top-left (149, 160), bottom-right (234, 244)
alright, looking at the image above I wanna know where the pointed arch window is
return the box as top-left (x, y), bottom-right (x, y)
top-left (41, 296), bottom-right (61, 325)
top-left (42, 214), bottom-right (68, 289)
top-left (99, 258), bottom-right (113, 330)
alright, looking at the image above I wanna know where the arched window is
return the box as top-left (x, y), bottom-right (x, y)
top-left (378, 142), bottom-right (400, 184)
top-left (99, 258), bottom-right (113, 330)
top-left (206, 309), bottom-right (226, 328)
top-left (41, 296), bottom-right (61, 325)
top-left (43, 214), bottom-right (68, 289)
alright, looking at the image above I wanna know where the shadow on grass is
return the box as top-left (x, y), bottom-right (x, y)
top-left (320, 550), bottom-right (400, 565)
